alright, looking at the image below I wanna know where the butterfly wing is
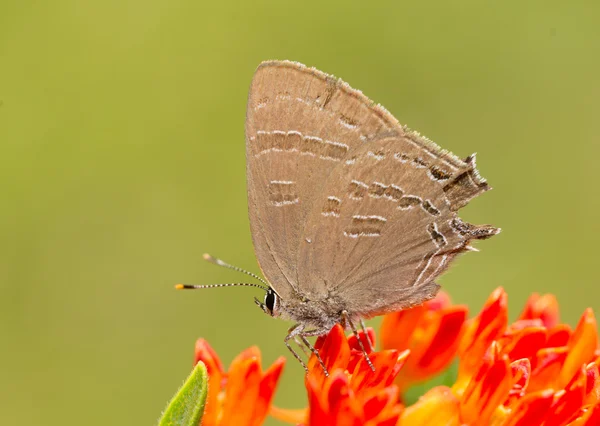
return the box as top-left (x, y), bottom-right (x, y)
top-left (246, 60), bottom-right (495, 304)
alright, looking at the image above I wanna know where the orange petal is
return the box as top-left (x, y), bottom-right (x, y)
top-left (380, 292), bottom-right (452, 355)
top-left (348, 327), bottom-right (377, 352)
top-left (363, 386), bottom-right (402, 424)
top-left (544, 368), bottom-right (587, 426)
top-left (508, 319), bottom-right (545, 331)
top-left (395, 306), bottom-right (466, 389)
top-left (194, 338), bottom-right (225, 376)
top-left (307, 361), bottom-right (404, 426)
top-left (193, 339), bottom-right (224, 426)
top-left (348, 327), bottom-right (377, 372)
top-left (350, 350), bottom-right (407, 392)
top-left (235, 345), bottom-right (262, 363)
top-left (518, 293), bottom-right (560, 328)
top-left (269, 406), bottom-right (307, 425)
top-left (506, 358), bottom-right (531, 405)
top-left (456, 288), bottom-right (508, 392)
top-left (459, 288), bottom-right (508, 355)
top-left (365, 408), bottom-right (402, 426)
top-left (307, 374), bottom-right (330, 425)
top-left (460, 343), bottom-right (512, 426)
top-left (499, 326), bottom-right (547, 362)
top-left (548, 324), bottom-right (572, 348)
top-left (399, 386), bottom-right (461, 426)
top-left (545, 390), bottom-right (584, 426)
top-left (322, 372), bottom-right (363, 426)
top-left (251, 356), bottom-right (286, 426)
top-left (307, 324), bottom-right (350, 386)
top-left (391, 350), bottom-right (410, 386)
top-left (584, 361), bottom-right (600, 405)
top-left (220, 355), bottom-right (262, 425)
top-left (560, 309), bottom-right (598, 389)
top-left (566, 403), bottom-right (600, 425)
top-left (416, 307), bottom-right (467, 371)
top-left (381, 305), bottom-right (427, 351)
top-left (426, 290), bottom-right (453, 311)
top-left (529, 346), bottom-right (569, 392)
top-left (501, 389), bottom-right (554, 426)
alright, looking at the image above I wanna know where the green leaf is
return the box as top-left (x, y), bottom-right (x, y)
top-left (158, 361), bottom-right (208, 426)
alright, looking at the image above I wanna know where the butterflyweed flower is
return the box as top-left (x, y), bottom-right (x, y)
top-left (271, 323), bottom-right (408, 426)
top-left (399, 288), bottom-right (600, 426)
top-left (193, 339), bottom-right (285, 426)
top-left (186, 288), bottom-right (599, 426)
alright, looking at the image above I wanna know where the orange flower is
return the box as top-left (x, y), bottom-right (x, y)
top-left (392, 288), bottom-right (600, 426)
top-left (305, 324), bottom-right (408, 425)
top-left (307, 324), bottom-right (407, 391)
top-left (193, 339), bottom-right (285, 426)
top-left (187, 288), bottom-right (599, 426)
top-left (306, 371), bottom-right (403, 426)
top-left (380, 291), bottom-right (467, 391)
top-left (273, 324), bottom-right (409, 425)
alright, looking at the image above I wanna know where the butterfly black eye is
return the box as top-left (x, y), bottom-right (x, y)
top-left (264, 289), bottom-right (276, 315)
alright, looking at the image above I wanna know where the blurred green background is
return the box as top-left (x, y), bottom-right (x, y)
top-left (1, 1), bottom-right (598, 425)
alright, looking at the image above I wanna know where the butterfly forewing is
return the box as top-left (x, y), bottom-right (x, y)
top-left (246, 61), bottom-right (398, 298)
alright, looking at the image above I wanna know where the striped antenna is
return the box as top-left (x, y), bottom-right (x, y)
top-left (202, 253), bottom-right (268, 286)
top-left (175, 282), bottom-right (269, 291)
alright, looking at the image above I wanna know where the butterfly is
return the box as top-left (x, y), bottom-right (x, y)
top-left (179, 60), bottom-right (499, 374)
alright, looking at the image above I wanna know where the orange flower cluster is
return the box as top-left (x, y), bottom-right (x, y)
top-left (399, 289), bottom-right (600, 426)
top-left (192, 288), bottom-right (600, 426)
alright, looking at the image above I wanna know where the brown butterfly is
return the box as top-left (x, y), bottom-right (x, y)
top-left (178, 61), bottom-right (499, 374)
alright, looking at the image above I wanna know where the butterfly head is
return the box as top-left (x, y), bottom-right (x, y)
top-left (255, 287), bottom-right (280, 317)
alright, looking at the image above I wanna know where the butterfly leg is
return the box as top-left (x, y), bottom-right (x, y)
top-left (360, 318), bottom-right (374, 352)
top-left (298, 331), bottom-right (329, 377)
top-left (294, 336), bottom-right (311, 357)
top-left (342, 311), bottom-right (375, 372)
top-left (285, 324), bottom-right (309, 373)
